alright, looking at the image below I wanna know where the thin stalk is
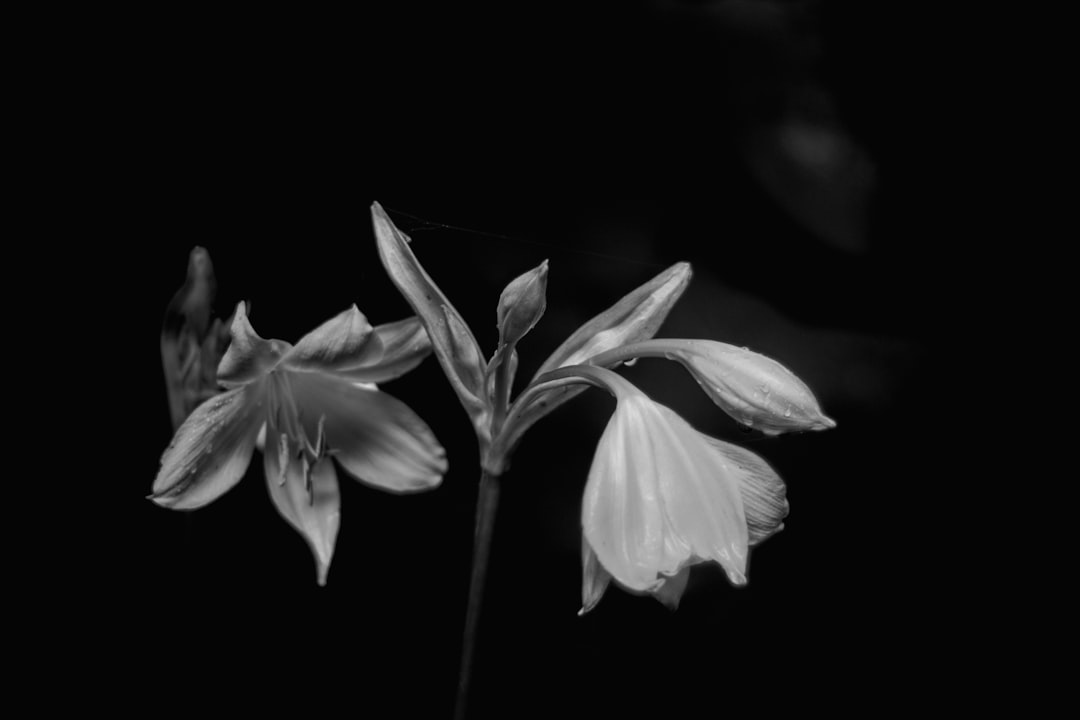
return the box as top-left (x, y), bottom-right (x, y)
top-left (489, 346), bottom-right (512, 436)
top-left (454, 468), bottom-right (501, 720)
top-left (487, 367), bottom-right (619, 463)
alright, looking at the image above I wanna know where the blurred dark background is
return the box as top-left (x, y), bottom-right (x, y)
top-left (70, 1), bottom-right (969, 716)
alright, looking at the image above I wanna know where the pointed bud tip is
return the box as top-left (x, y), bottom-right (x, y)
top-left (370, 201), bottom-right (393, 229)
top-left (230, 300), bottom-right (251, 329)
top-left (816, 414), bottom-right (837, 430)
top-left (147, 493), bottom-right (175, 509)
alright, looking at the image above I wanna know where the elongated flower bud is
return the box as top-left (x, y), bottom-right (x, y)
top-left (668, 340), bottom-right (835, 434)
top-left (497, 259), bottom-right (548, 348)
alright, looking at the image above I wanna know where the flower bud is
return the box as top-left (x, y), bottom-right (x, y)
top-left (497, 259), bottom-right (548, 348)
top-left (671, 340), bottom-right (835, 434)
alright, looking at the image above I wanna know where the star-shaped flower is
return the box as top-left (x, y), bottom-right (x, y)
top-left (151, 301), bottom-right (447, 584)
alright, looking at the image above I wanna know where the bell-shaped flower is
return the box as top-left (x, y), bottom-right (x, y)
top-left (151, 301), bottom-right (447, 585)
top-left (580, 378), bottom-right (789, 613)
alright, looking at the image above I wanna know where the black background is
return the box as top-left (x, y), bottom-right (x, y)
top-left (63, 1), bottom-right (975, 716)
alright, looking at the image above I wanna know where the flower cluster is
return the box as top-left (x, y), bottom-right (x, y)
top-left (153, 207), bottom-right (835, 720)
top-left (153, 204), bottom-right (833, 610)
top-left (369, 203), bottom-right (834, 612)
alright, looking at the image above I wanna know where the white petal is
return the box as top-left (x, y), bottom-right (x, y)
top-left (579, 538), bottom-right (612, 616)
top-left (216, 302), bottom-right (285, 387)
top-left (151, 384), bottom-right (264, 509)
top-left (650, 402), bottom-right (748, 585)
top-left (263, 429), bottom-right (341, 586)
top-left (287, 371), bottom-right (447, 493)
top-left (337, 317), bottom-right (433, 383)
top-left (282, 305), bottom-right (383, 374)
top-left (706, 438), bottom-right (789, 545)
top-left (582, 401), bottom-right (674, 592)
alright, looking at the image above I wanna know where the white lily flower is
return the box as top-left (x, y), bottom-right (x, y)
top-left (580, 373), bottom-right (788, 613)
top-left (151, 301), bottom-right (447, 585)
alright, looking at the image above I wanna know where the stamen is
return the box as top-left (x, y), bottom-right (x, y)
top-left (276, 433), bottom-right (289, 486)
top-left (305, 414), bottom-right (328, 460)
top-left (302, 456), bottom-right (313, 505)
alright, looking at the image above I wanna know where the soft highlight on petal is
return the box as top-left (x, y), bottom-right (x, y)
top-left (263, 427), bottom-right (341, 586)
top-left (650, 402), bottom-right (748, 585)
top-left (287, 371), bottom-right (447, 493)
top-left (216, 302), bottom-right (284, 387)
top-left (282, 305), bottom-right (383, 374)
top-left (152, 384), bottom-right (264, 509)
top-left (583, 401), bottom-right (672, 592)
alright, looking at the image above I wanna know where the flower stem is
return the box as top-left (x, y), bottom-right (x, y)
top-left (585, 337), bottom-right (699, 367)
top-left (454, 468), bottom-right (501, 720)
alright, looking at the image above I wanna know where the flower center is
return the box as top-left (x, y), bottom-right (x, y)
top-left (267, 369), bottom-right (329, 503)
